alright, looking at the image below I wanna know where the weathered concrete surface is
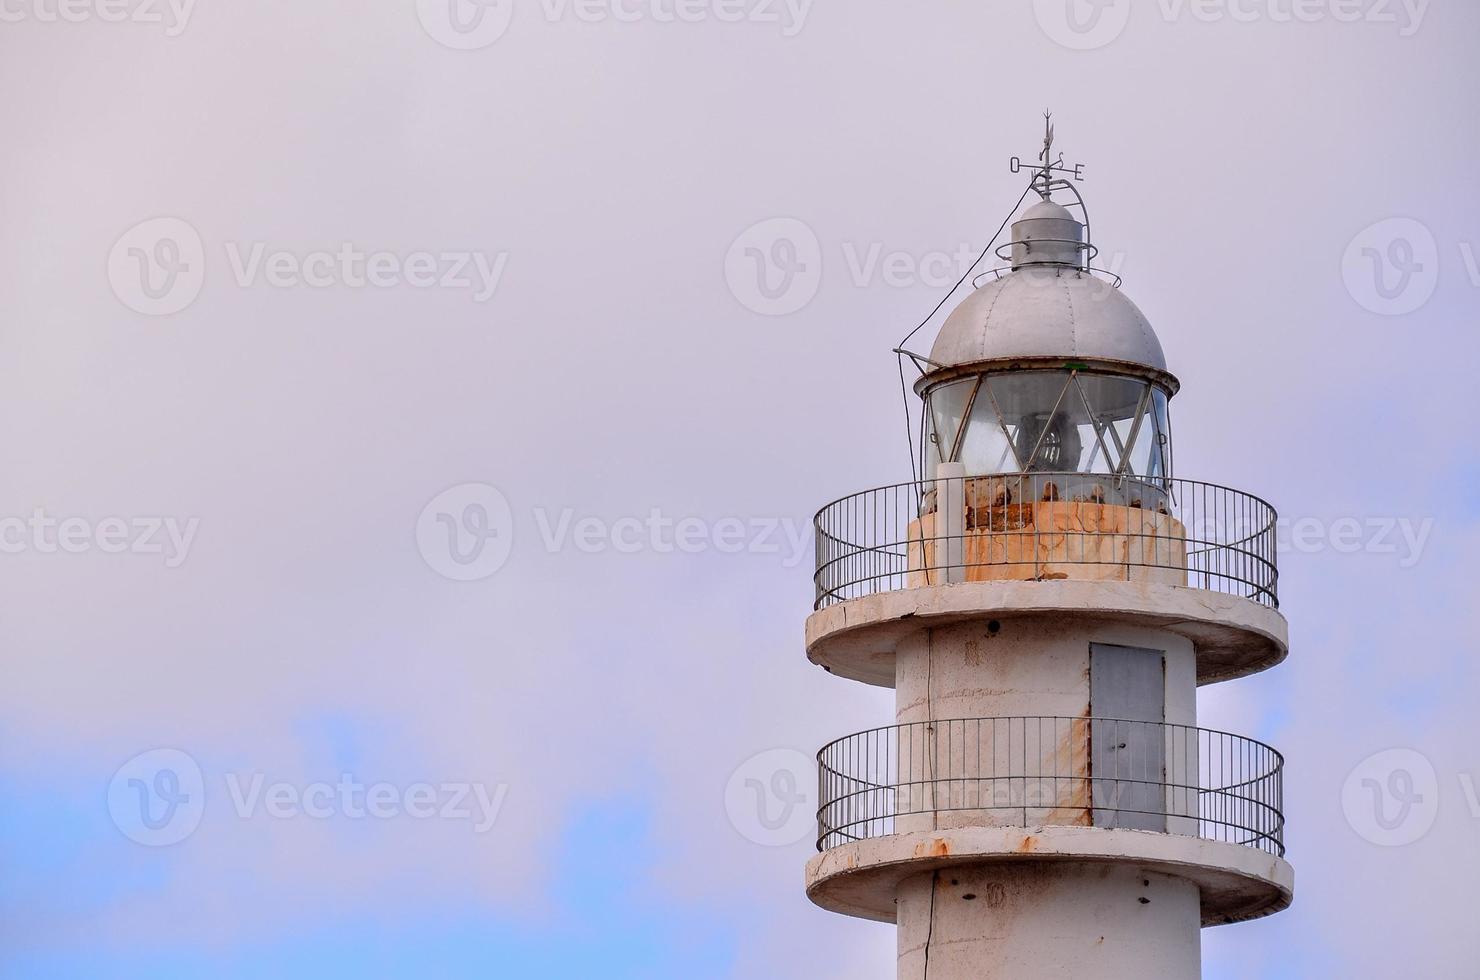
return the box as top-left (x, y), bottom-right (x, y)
top-left (893, 619), bottom-right (1196, 726)
top-left (805, 825), bottom-right (1293, 928)
top-left (807, 580), bottom-right (1288, 688)
top-left (896, 864), bottom-right (1200, 980)
top-left (888, 620), bottom-right (1199, 837)
top-left (908, 502), bottom-right (1188, 589)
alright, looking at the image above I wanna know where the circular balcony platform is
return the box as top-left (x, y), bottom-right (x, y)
top-left (808, 716), bottom-right (1290, 926)
top-left (806, 578), bottom-right (1288, 687)
top-left (808, 473), bottom-right (1286, 685)
top-left (805, 825), bottom-right (1294, 927)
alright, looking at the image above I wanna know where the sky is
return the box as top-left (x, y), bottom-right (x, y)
top-left (1, 1), bottom-right (1477, 977)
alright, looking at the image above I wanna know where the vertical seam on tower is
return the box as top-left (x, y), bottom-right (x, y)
top-left (923, 635), bottom-right (939, 978)
top-left (921, 870), bottom-right (939, 980)
top-left (927, 629), bottom-right (938, 832)
top-left (976, 278), bottom-right (1009, 361)
top-left (1062, 271), bottom-right (1077, 358)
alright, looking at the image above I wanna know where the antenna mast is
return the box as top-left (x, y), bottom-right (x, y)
top-left (1037, 111), bottom-right (1059, 201)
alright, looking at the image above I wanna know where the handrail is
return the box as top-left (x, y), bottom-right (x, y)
top-left (813, 473), bottom-right (1279, 609)
top-left (816, 716), bottom-right (1285, 856)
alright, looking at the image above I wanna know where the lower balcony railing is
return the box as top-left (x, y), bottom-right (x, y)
top-left (816, 716), bottom-right (1285, 857)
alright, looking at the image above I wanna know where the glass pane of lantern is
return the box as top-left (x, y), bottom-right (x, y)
top-left (1076, 374), bottom-right (1150, 423)
top-left (1107, 385), bottom-right (1168, 478)
top-left (959, 393), bottom-right (1017, 474)
top-left (987, 372), bottom-right (1080, 472)
top-left (1075, 375), bottom-right (1163, 475)
top-left (1119, 413), bottom-right (1155, 476)
top-left (933, 372), bottom-right (1175, 477)
top-left (1151, 389), bottom-right (1172, 478)
top-left (1072, 375), bottom-right (1121, 473)
top-left (927, 379), bottom-right (973, 467)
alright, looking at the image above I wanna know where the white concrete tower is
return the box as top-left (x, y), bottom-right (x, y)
top-left (803, 125), bottom-right (1293, 979)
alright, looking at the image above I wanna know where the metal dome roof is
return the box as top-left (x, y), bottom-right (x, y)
top-left (928, 268), bottom-right (1169, 375)
top-left (1018, 198), bottom-right (1077, 222)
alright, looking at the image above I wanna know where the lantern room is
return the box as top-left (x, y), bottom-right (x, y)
top-left (914, 199), bottom-right (1179, 500)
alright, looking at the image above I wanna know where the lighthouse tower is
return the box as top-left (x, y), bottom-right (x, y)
top-left (804, 127), bottom-right (1293, 978)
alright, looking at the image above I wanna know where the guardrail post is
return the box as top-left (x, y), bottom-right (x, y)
top-left (935, 462), bottom-right (966, 585)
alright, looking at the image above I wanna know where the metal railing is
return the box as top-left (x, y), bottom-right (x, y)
top-left (816, 716), bottom-right (1284, 856)
top-left (813, 472), bottom-right (1278, 609)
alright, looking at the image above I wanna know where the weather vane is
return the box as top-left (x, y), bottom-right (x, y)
top-left (1010, 110), bottom-right (1085, 197)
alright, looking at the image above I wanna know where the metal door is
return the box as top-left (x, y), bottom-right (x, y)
top-left (1090, 644), bottom-right (1167, 831)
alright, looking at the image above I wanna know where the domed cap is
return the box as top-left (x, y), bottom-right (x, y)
top-left (928, 269), bottom-right (1171, 377)
top-left (1010, 199), bottom-right (1086, 268)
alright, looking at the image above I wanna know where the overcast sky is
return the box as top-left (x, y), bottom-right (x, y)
top-left (1, 1), bottom-right (1477, 977)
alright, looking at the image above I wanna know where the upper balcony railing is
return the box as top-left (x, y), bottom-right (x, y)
top-left (816, 716), bottom-right (1285, 856)
top-left (813, 472), bottom-right (1278, 610)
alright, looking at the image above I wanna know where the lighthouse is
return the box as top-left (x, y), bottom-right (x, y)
top-left (803, 125), bottom-right (1293, 978)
